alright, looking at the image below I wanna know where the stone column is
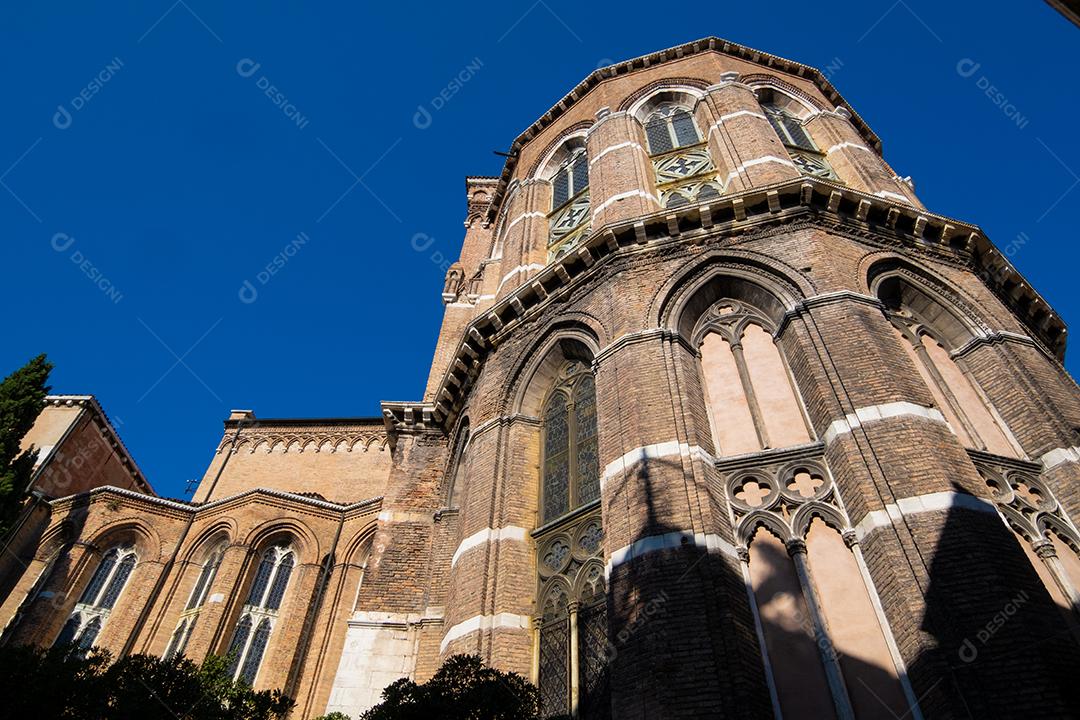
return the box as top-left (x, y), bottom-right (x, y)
top-left (804, 108), bottom-right (922, 207)
top-left (585, 108), bottom-right (660, 228)
top-left (696, 74), bottom-right (801, 190)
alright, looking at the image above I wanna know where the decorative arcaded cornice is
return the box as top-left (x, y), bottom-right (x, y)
top-left (486, 36), bottom-right (882, 219)
top-left (421, 176), bottom-right (1067, 434)
top-left (38, 395), bottom-right (153, 495)
top-left (214, 417), bottom-right (388, 455)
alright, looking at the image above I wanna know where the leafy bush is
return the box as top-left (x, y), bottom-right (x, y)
top-left (359, 654), bottom-right (540, 720)
top-left (0, 644), bottom-right (294, 719)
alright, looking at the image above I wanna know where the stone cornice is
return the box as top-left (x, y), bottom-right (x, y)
top-left (423, 176), bottom-right (1066, 432)
top-left (48, 483), bottom-right (383, 519)
top-left (380, 401), bottom-right (439, 450)
top-left (486, 36), bottom-right (882, 219)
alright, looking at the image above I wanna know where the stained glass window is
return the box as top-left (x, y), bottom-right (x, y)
top-left (543, 393), bottom-right (571, 523)
top-left (99, 554), bottom-right (135, 610)
top-left (240, 619), bottom-right (272, 685)
top-left (246, 554), bottom-right (274, 606)
top-left (579, 601), bottom-right (611, 720)
top-left (54, 613), bottom-right (81, 648)
top-left (537, 363), bottom-right (608, 718)
top-left (76, 617), bottom-right (101, 656)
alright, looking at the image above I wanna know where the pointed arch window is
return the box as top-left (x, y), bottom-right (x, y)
top-left (226, 544), bottom-right (294, 685)
top-left (548, 147), bottom-right (591, 260)
top-left (541, 362), bottom-right (600, 524)
top-left (643, 103), bottom-right (723, 209)
top-left (535, 360), bottom-right (608, 718)
top-left (762, 101), bottom-right (837, 180)
top-left (54, 543), bottom-right (137, 655)
top-left (164, 543), bottom-right (225, 659)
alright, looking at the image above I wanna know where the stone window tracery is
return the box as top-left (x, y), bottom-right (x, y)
top-left (696, 299), bottom-right (812, 457)
top-left (164, 543), bottom-right (225, 660)
top-left (226, 544), bottom-right (294, 685)
top-left (54, 543), bottom-right (136, 655)
top-left (548, 148), bottom-right (591, 261)
top-left (728, 454), bottom-right (911, 718)
top-left (536, 361), bottom-right (608, 719)
top-left (644, 103), bottom-right (723, 209)
top-left (975, 458), bottom-right (1080, 616)
top-left (762, 101), bottom-right (837, 180)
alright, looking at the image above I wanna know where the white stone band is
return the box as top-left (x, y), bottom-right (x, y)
top-left (450, 526), bottom-right (528, 568)
top-left (590, 141), bottom-right (645, 165)
top-left (1041, 446), bottom-right (1080, 470)
top-left (440, 613), bottom-right (531, 653)
top-left (823, 402), bottom-right (947, 445)
top-left (605, 529), bottom-right (738, 578)
top-left (852, 491), bottom-right (997, 541)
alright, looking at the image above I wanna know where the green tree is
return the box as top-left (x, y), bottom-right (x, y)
top-left (359, 654), bottom-right (541, 720)
top-left (0, 353), bottom-right (52, 529)
top-left (0, 644), bottom-right (294, 719)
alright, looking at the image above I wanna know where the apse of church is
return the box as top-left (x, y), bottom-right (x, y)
top-left (4, 37), bottom-right (1080, 719)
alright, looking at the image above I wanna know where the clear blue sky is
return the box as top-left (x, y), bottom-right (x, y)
top-left (3, 2), bottom-right (1077, 499)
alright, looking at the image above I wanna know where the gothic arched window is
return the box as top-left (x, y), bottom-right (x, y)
top-left (226, 544), bottom-right (294, 685)
top-left (697, 300), bottom-right (812, 457)
top-left (535, 360), bottom-right (609, 718)
top-left (762, 100), bottom-right (837, 180)
top-left (541, 362), bottom-right (599, 524)
top-left (547, 146), bottom-right (591, 260)
top-left (54, 543), bottom-right (137, 655)
top-left (164, 543), bottom-right (225, 659)
top-left (644, 103), bottom-right (701, 155)
top-left (642, 103), bottom-right (723, 209)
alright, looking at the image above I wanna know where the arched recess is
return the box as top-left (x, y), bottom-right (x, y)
top-left (445, 416), bottom-right (471, 509)
top-left (870, 263), bottom-right (1021, 458)
top-left (224, 528), bottom-right (304, 686)
top-left (164, 527), bottom-right (231, 660)
top-left (51, 520), bottom-right (155, 655)
top-left (748, 81), bottom-right (838, 180)
top-left (514, 329), bottom-right (608, 719)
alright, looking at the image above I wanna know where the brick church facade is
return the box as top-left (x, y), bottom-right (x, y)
top-left (3, 37), bottom-right (1080, 718)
